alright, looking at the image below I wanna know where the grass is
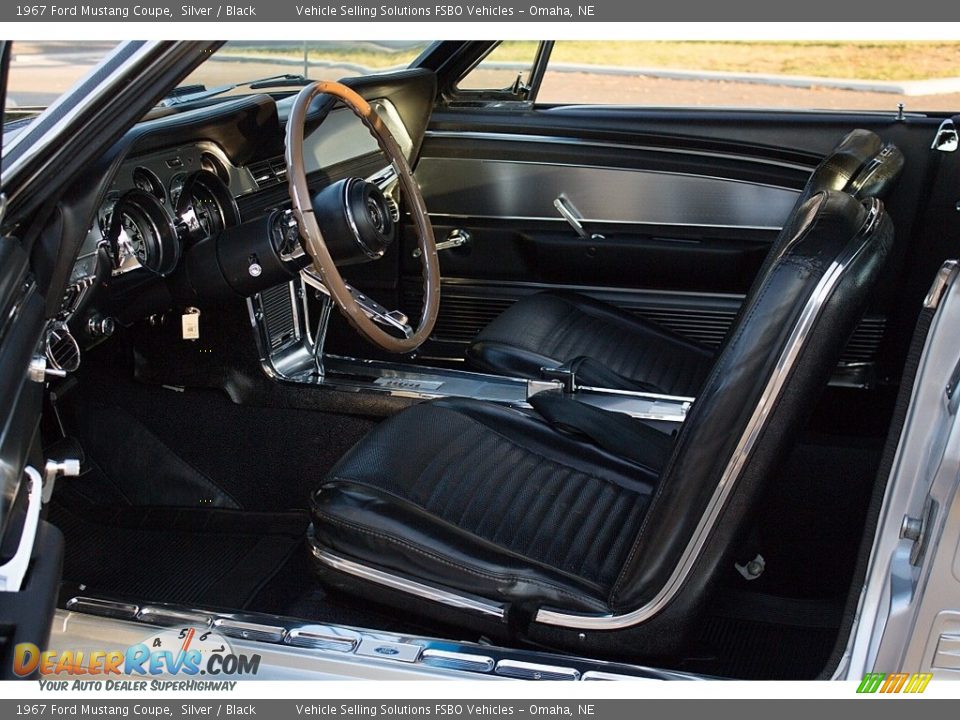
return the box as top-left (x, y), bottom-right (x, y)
top-left (222, 41), bottom-right (960, 81)
top-left (545, 41), bottom-right (960, 81)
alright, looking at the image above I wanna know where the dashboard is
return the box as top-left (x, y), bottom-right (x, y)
top-left (57, 68), bottom-right (435, 346)
top-left (72, 142), bottom-right (251, 284)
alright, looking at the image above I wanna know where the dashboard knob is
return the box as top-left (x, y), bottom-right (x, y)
top-left (86, 314), bottom-right (116, 338)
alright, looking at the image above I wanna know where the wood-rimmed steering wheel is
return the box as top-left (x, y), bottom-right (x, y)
top-left (285, 81), bottom-right (440, 353)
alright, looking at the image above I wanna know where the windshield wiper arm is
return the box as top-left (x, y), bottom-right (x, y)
top-left (159, 74), bottom-right (311, 107)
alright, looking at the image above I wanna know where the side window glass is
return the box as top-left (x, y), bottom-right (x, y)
top-left (455, 42), bottom-right (544, 101)
top-left (536, 40), bottom-right (960, 112)
top-left (4, 41), bottom-right (120, 126)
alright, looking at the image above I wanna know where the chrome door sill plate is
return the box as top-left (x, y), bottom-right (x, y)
top-left (57, 595), bottom-right (704, 682)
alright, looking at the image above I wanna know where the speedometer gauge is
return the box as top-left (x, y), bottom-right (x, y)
top-left (107, 189), bottom-right (180, 276)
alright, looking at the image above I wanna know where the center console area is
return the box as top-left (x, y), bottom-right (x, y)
top-left (248, 274), bottom-right (693, 429)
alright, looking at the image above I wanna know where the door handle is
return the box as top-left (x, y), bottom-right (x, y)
top-left (554, 194), bottom-right (605, 241)
top-left (413, 229), bottom-right (471, 257)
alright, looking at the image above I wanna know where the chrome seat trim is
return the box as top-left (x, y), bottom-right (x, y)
top-left (535, 199), bottom-right (883, 630)
top-left (310, 543), bottom-right (507, 619)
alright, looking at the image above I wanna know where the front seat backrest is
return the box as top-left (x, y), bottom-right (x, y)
top-left (751, 129), bottom-right (901, 285)
top-left (608, 190), bottom-right (894, 611)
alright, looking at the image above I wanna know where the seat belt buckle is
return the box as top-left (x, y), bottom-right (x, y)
top-left (540, 365), bottom-right (576, 393)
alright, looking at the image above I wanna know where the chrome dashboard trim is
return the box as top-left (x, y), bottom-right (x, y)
top-left (535, 199), bottom-right (883, 630)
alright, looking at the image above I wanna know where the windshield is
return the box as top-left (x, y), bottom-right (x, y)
top-left (170, 41), bottom-right (431, 100)
top-left (3, 40), bottom-right (431, 126)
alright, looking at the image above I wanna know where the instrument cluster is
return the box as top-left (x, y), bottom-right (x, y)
top-left (96, 143), bottom-right (251, 277)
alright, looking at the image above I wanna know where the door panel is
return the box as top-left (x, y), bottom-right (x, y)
top-left (416, 156), bottom-right (799, 228)
top-left (402, 106), bottom-right (941, 384)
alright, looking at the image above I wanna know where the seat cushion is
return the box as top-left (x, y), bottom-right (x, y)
top-left (310, 398), bottom-right (659, 612)
top-left (466, 292), bottom-right (715, 397)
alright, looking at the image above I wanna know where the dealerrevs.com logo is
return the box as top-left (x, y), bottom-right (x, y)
top-left (13, 627), bottom-right (261, 683)
top-left (856, 672), bottom-right (933, 694)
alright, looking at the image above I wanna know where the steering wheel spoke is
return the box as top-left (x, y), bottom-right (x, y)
top-left (346, 285), bottom-right (413, 339)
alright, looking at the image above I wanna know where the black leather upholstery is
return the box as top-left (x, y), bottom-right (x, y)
top-left (465, 129), bottom-right (903, 395)
top-left (611, 191), bottom-right (893, 609)
top-left (311, 398), bottom-right (661, 612)
top-left (467, 291), bottom-right (715, 396)
top-left (309, 191), bottom-right (894, 647)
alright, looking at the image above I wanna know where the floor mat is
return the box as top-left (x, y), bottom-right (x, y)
top-left (49, 491), bottom-right (309, 609)
top-left (58, 366), bottom-right (377, 512)
top-left (687, 613), bottom-right (839, 679)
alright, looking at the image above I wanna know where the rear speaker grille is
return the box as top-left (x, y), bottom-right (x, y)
top-left (628, 307), bottom-right (736, 348)
top-left (412, 288), bottom-right (887, 367)
top-left (430, 295), bottom-right (515, 342)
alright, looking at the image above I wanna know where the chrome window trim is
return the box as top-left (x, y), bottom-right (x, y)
top-left (535, 198), bottom-right (882, 630)
top-left (310, 544), bottom-right (507, 619)
top-left (422, 130), bottom-right (816, 173)
top-left (426, 213), bottom-right (784, 232)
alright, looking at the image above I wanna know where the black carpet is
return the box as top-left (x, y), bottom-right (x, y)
top-left (49, 488), bottom-right (310, 609)
top-left (681, 436), bottom-right (882, 678)
top-left (58, 366), bottom-right (377, 512)
top-left (738, 436), bottom-right (882, 600)
top-left (50, 487), bottom-right (477, 639)
top-left (687, 611), bottom-right (840, 680)
top-left (48, 367), bottom-right (470, 638)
